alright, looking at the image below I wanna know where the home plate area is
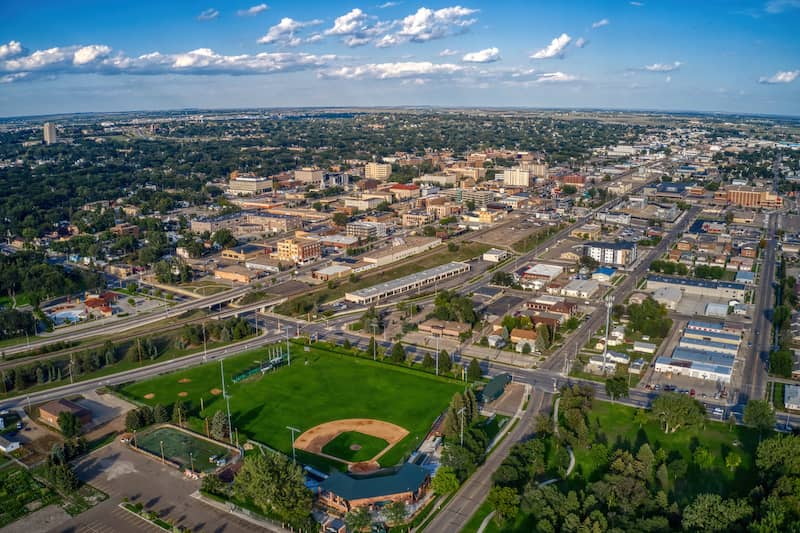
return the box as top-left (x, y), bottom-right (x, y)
top-left (293, 419), bottom-right (409, 473)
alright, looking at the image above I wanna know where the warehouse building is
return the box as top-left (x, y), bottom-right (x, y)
top-left (345, 262), bottom-right (470, 305)
top-left (646, 275), bottom-right (747, 301)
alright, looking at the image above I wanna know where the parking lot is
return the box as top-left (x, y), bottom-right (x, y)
top-left (57, 441), bottom-right (257, 533)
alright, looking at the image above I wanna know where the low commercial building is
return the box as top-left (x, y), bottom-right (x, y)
top-left (785, 384), bottom-right (800, 411)
top-left (418, 319), bottom-right (471, 338)
top-left (214, 265), bottom-right (258, 283)
top-left (344, 196), bottom-right (384, 211)
top-left (561, 279), bottom-right (600, 299)
top-left (704, 302), bottom-right (730, 318)
top-left (571, 224), bottom-right (602, 240)
top-left (38, 399), bottom-right (92, 428)
top-left (227, 173), bottom-right (271, 196)
top-left (652, 286), bottom-right (683, 310)
top-left (592, 267), bottom-right (617, 283)
top-left (633, 341), bottom-right (657, 354)
top-left (654, 348), bottom-right (733, 383)
top-left (346, 221), bottom-right (387, 240)
top-left (345, 262), bottom-right (470, 305)
top-left (361, 237), bottom-right (441, 267)
top-left (483, 248), bottom-right (510, 263)
top-left (389, 184), bottom-right (421, 200)
top-left (520, 263), bottom-right (564, 282)
top-left (402, 211), bottom-right (435, 227)
top-left (221, 243), bottom-right (269, 262)
top-left (646, 275), bottom-right (747, 301)
top-left (319, 464), bottom-right (429, 512)
top-left (312, 264), bottom-right (352, 281)
top-left (0, 435), bottom-right (19, 453)
top-left (678, 337), bottom-right (739, 356)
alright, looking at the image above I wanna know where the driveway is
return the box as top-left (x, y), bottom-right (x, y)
top-left (55, 441), bottom-right (260, 533)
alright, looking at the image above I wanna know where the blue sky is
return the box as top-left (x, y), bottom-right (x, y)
top-left (0, 0), bottom-right (798, 117)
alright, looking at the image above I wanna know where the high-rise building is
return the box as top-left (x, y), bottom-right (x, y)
top-left (583, 241), bottom-right (638, 268)
top-left (294, 168), bottom-right (325, 186)
top-left (274, 238), bottom-right (321, 265)
top-left (715, 186), bottom-right (783, 209)
top-left (365, 162), bottom-right (392, 180)
top-left (501, 168), bottom-right (531, 187)
top-left (43, 122), bottom-right (57, 145)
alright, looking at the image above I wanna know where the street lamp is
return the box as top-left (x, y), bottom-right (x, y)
top-left (284, 325), bottom-right (292, 366)
top-left (602, 294), bottom-right (614, 375)
top-left (189, 451), bottom-right (194, 474)
top-left (371, 322), bottom-right (378, 361)
top-left (220, 360), bottom-right (233, 443)
top-left (287, 426), bottom-right (301, 465)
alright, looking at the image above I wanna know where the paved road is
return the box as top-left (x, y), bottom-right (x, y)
top-left (423, 389), bottom-right (551, 533)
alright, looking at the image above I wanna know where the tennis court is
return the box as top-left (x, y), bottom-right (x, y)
top-left (135, 426), bottom-right (234, 473)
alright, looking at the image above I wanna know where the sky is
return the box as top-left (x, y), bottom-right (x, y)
top-left (0, 0), bottom-right (799, 117)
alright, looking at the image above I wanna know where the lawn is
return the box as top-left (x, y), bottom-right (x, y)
top-left (0, 467), bottom-right (59, 528)
top-left (321, 431), bottom-right (389, 463)
top-left (120, 343), bottom-right (462, 472)
top-left (135, 426), bottom-right (234, 473)
top-left (570, 401), bottom-right (760, 505)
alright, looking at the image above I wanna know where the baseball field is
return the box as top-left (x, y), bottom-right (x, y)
top-left (120, 343), bottom-right (463, 472)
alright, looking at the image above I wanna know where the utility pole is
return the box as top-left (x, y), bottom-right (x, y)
top-left (602, 294), bottom-right (613, 375)
top-left (220, 360), bottom-right (232, 443)
top-left (371, 322), bottom-right (378, 361)
top-left (458, 406), bottom-right (467, 447)
top-left (284, 325), bottom-right (292, 366)
top-left (287, 426), bottom-right (301, 465)
top-left (202, 321), bottom-right (207, 361)
top-left (189, 451), bottom-right (194, 474)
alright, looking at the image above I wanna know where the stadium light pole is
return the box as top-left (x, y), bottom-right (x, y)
top-left (371, 322), bottom-right (378, 361)
top-left (202, 321), bottom-right (208, 361)
top-left (284, 325), bottom-right (292, 366)
top-left (457, 407), bottom-right (467, 447)
top-left (287, 426), bottom-right (301, 465)
top-left (220, 360), bottom-right (233, 444)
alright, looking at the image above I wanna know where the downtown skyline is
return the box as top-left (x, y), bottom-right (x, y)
top-left (1, 0), bottom-right (799, 117)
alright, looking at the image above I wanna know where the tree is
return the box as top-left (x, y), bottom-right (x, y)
top-left (431, 466), bottom-right (460, 494)
top-left (682, 494), bottom-right (752, 532)
top-left (693, 446), bottom-right (715, 470)
top-left (385, 500), bottom-right (407, 527)
top-left (345, 507), bottom-right (371, 532)
top-left (152, 403), bottom-right (169, 424)
top-left (725, 452), bottom-right (742, 472)
top-left (651, 393), bottom-right (705, 434)
top-left (172, 400), bottom-right (188, 427)
top-left (57, 411), bottom-right (81, 438)
top-left (125, 409), bottom-right (143, 432)
top-left (437, 350), bottom-right (452, 374)
top-left (487, 486), bottom-right (520, 524)
top-left (211, 410), bottom-right (229, 440)
top-left (332, 212), bottom-right (349, 227)
top-left (744, 399), bottom-right (775, 438)
top-left (233, 453), bottom-right (313, 527)
top-left (727, 411), bottom-right (737, 431)
top-left (467, 358), bottom-right (482, 381)
top-left (422, 353), bottom-right (435, 369)
top-left (633, 408), bottom-right (649, 428)
top-left (390, 342), bottom-right (406, 363)
top-left (211, 228), bottom-right (237, 248)
top-left (535, 324), bottom-right (552, 351)
top-left (605, 376), bottom-right (629, 401)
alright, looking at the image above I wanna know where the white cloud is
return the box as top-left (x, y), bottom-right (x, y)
top-left (758, 70), bottom-right (799, 84)
top-left (575, 37), bottom-right (588, 48)
top-left (630, 1), bottom-right (644, 6)
top-left (258, 17), bottom-right (321, 46)
top-left (0, 41), bottom-right (24, 60)
top-left (531, 33), bottom-right (571, 59)
top-left (378, 1), bottom-right (399, 7)
top-left (197, 8), bottom-right (219, 21)
top-left (536, 71), bottom-right (579, 83)
top-left (325, 8), bottom-right (370, 36)
top-left (439, 48), bottom-right (459, 56)
top-left (73, 45), bottom-right (111, 65)
top-left (0, 42), bottom-right (336, 81)
top-left (643, 61), bottom-right (682, 72)
top-left (462, 47), bottom-right (500, 63)
top-left (666, 75), bottom-right (672, 83)
top-left (591, 18), bottom-right (609, 28)
top-left (237, 4), bottom-right (269, 17)
top-left (320, 61), bottom-right (463, 80)
top-left (397, 6), bottom-right (478, 42)
top-left (765, 0), bottom-right (800, 13)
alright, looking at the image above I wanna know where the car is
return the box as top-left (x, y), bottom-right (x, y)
top-left (16, 422), bottom-right (22, 430)
top-left (690, 389), bottom-right (696, 397)
top-left (654, 384), bottom-right (661, 390)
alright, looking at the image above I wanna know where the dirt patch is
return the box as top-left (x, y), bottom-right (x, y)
top-left (144, 393), bottom-right (155, 399)
top-left (210, 388), bottom-right (222, 396)
top-left (294, 418), bottom-right (408, 466)
top-left (350, 461), bottom-right (380, 474)
top-left (178, 392), bottom-right (188, 397)
top-left (350, 444), bottom-right (362, 451)
top-left (178, 378), bottom-right (192, 384)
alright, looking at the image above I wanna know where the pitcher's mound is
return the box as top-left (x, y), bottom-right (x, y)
top-left (349, 461), bottom-right (379, 474)
top-left (178, 391), bottom-right (188, 397)
top-left (144, 393), bottom-right (155, 399)
top-left (178, 378), bottom-right (192, 383)
top-left (350, 444), bottom-right (362, 451)
top-left (210, 388), bottom-right (222, 395)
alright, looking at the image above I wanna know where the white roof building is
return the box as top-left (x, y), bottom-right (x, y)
top-left (785, 384), bottom-right (800, 411)
top-left (561, 279), bottom-right (600, 299)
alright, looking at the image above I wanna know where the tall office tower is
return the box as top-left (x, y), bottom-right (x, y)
top-left (43, 122), bottom-right (57, 145)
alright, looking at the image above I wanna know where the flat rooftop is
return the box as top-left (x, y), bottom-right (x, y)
top-left (346, 262), bottom-right (469, 299)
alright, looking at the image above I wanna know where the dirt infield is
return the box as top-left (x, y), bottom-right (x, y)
top-left (294, 419), bottom-right (409, 469)
top-left (143, 393), bottom-right (155, 399)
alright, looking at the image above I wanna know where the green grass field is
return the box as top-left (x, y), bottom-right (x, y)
top-left (570, 402), bottom-right (760, 505)
top-left (321, 431), bottom-right (389, 463)
top-left (136, 427), bottom-right (233, 473)
top-left (120, 343), bottom-right (462, 472)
